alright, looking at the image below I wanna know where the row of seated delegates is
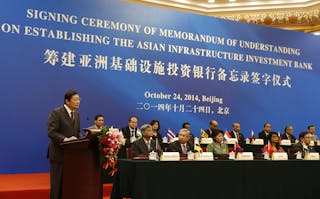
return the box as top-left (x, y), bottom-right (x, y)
top-left (131, 124), bottom-right (162, 158)
top-left (150, 120), bottom-right (196, 151)
top-left (262, 131), bottom-right (316, 158)
top-left (258, 123), bottom-right (319, 144)
top-left (201, 121), bottom-right (246, 149)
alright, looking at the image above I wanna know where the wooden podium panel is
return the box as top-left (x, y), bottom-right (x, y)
top-left (61, 138), bottom-right (102, 199)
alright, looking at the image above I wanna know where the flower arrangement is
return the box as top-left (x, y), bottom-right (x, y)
top-left (98, 126), bottom-right (125, 176)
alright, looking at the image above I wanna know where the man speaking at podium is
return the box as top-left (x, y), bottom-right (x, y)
top-left (47, 90), bottom-right (81, 199)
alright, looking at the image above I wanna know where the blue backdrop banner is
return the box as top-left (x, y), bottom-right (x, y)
top-left (0, 0), bottom-right (320, 173)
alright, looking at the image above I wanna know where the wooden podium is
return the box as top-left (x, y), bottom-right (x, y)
top-left (61, 136), bottom-right (102, 199)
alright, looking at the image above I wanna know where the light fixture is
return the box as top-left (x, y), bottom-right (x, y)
top-left (229, 0), bottom-right (236, 2)
top-left (313, 32), bottom-right (320, 35)
top-left (208, 0), bottom-right (215, 2)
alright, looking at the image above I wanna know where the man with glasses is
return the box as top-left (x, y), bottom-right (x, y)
top-left (131, 124), bottom-right (161, 158)
top-left (292, 132), bottom-right (316, 157)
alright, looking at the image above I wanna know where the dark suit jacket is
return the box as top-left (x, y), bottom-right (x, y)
top-left (204, 129), bottom-right (221, 138)
top-left (122, 126), bottom-right (139, 148)
top-left (291, 142), bottom-right (316, 157)
top-left (258, 131), bottom-right (269, 145)
top-left (229, 130), bottom-right (246, 148)
top-left (281, 133), bottom-right (296, 143)
top-left (131, 138), bottom-right (161, 158)
top-left (168, 141), bottom-right (194, 153)
top-left (48, 105), bottom-right (80, 162)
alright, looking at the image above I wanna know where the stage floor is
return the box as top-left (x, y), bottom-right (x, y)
top-left (0, 173), bottom-right (112, 199)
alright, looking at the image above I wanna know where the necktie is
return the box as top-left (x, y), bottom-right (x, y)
top-left (131, 130), bottom-right (135, 137)
top-left (70, 111), bottom-right (75, 125)
top-left (147, 141), bottom-right (151, 152)
top-left (182, 144), bottom-right (187, 154)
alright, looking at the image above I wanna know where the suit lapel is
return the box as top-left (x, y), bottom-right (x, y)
top-left (62, 106), bottom-right (73, 125)
top-left (230, 131), bottom-right (235, 138)
top-left (177, 142), bottom-right (183, 153)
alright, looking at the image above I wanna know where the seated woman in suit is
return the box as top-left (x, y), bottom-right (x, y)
top-left (206, 130), bottom-right (228, 156)
top-left (262, 131), bottom-right (285, 157)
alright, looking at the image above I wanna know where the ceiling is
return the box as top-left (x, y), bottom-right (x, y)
top-left (125, 0), bottom-right (320, 34)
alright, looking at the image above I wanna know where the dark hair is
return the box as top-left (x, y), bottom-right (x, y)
top-left (264, 122), bottom-right (271, 127)
top-left (299, 131), bottom-right (310, 139)
top-left (64, 90), bottom-right (78, 104)
top-left (308, 125), bottom-right (315, 130)
top-left (267, 132), bottom-right (280, 149)
top-left (150, 120), bottom-right (160, 132)
top-left (128, 116), bottom-right (137, 122)
top-left (182, 122), bottom-right (190, 128)
top-left (213, 130), bottom-right (224, 142)
top-left (284, 125), bottom-right (292, 133)
top-left (94, 114), bottom-right (104, 120)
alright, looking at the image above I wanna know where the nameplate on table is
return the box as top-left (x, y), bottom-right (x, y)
top-left (272, 152), bottom-right (288, 160)
top-left (304, 152), bottom-right (320, 160)
top-left (280, 140), bottom-right (291, 146)
top-left (162, 137), bottom-right (168, 143)
top-left (225, 138), bottom-right (238, 144)
top-left (160, 152), bottom-right (180, 161)
top-left (251, 139), bottom-right (264, 145)
top-left (187, 152), bottom-right (194, 160)
top-left (169, 137), bottom-right (179, 143)
top-left (149, 151), bottom-right (158, 160)
top-left (310, 140), bottom-right (315, 146)
top-left (195, 152), bottom-right (214, 161)
top-left (236, 152), bottom-right (254, 160)
top-left (200, 138), bottom-right (213, 144)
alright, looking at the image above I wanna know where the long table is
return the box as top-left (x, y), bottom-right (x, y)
top-left (111, 159), bottom-right (320, 199)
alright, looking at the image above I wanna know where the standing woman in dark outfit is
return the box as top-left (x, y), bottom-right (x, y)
top-left (150, 120), bottom-right (163, 150)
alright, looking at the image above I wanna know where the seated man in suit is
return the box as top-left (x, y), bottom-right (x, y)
top-left (168, 128), bottom-right (194, 154)
top-left (258, 122), bottom-right (271, 145)
top-left (118, 116), bottom-right (142, 158)
top-left (307, 125), bottom-right (319, 142)
top-left (131, 124), bottom-right (161, 158)
top-left (88, 114), bottom-right (104, 130)
top-left (281, 125), bottom-right (296, 143)
top-left (291, 132), bottom-right (315, 157)
top-left (229, 122), bottom-right (246, 148)
top-left (121, 116), bottom-right (142, 145)
top-left (201, 120), bottom-right (219, 138)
